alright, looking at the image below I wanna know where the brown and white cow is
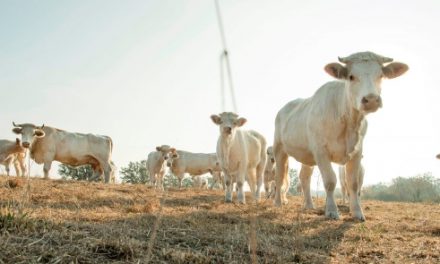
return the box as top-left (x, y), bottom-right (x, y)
top-left (211, 112), bottom-right (267, 203)
top-left (273, 52), bottom-right (408, 220)
top-left (146, 145), bottom-right (172, 190)
top-left (166, 149), bottom-right (221, 188)
top-left (0, 139), bottom-right (27, 177)
top-left (12, 123), bottom-right (114, 183)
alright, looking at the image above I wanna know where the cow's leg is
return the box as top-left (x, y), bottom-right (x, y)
top-left (5, 163), bottom-right (10, 176)
top-left (299, 164), bottom-right (314, 209)
top-left (340, 168), bottom-right (347, 205)
top-left (43, 161), bottom-right (52, 179)
top-left (282, 171), bottom-right (290, 201)
top-left (264, 176), bottom-right (270, 198)
top-left (274, 146), bottom-right (288, 206)
top-left (358, 165), bottom-right (364, 197)
top-left (224, 172), bottom-right (233, 202)
top-left (247, 167), bottom-right (258, 202)
top-left (270, 181), bottom-right (276, 198)
top-left (157, 171), bottom-right (165, 190)
top-left (19, 160), bottom-right (27, 177)
top-left (255, 162), bottom-right (264, 201)
top-left (315, 155), bottom-right (339, 219)
top-left (13, 160), bottom-right (21, 177)
top-left (100, 161), bottom-right (113, 183)
top-left (345, 156), bottom-right (365, 221)
top-left (177, 173), bottom-right (184, 188)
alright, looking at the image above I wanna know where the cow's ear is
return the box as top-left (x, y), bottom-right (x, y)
top-left (210, 115), bottom-right (222, 125)
top-left (382, 62), bottom-right (408, 79)
top-left (324, 63), bottom-right (348, 79)
top-left (237, 117), bottom-right (247, 127)
top-left (12, 127), bottom-right (22, 134)
top-left (34, 129), bottom-right (45, 138)
top-left (172, 153), bottom-right (179, 158)
top-left (156, 146), bottom-right (162, 151)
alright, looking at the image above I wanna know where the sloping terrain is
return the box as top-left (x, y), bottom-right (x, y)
top-left (0, 176), bottom-right (439, 263)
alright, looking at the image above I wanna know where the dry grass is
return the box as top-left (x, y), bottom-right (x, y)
top-left (1, 175), bottom-right (439, 263)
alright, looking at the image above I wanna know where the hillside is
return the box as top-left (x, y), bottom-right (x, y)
top-left (1, 175), bottom-right (439, 263)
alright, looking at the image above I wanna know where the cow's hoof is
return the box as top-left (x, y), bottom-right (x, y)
top-left (352, 211), bottom-right (366, 221)
top-left (274, 199), bottom-right (282, 207)
top-left (325, 210), bottom-right (340, 220)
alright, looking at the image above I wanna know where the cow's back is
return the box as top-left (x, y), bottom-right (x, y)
top-left (173, 151), bottom-right (217, 175)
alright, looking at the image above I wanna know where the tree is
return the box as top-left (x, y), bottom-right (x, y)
top-left (120, 160), bottom-right (149, 184)
top-left (58, 164), bottom-right (96, 181)
top-left (287, 168), bottom-right (301, 195)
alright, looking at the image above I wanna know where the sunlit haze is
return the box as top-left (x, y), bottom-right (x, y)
top-left (1, 0), bottom-right (439, 187)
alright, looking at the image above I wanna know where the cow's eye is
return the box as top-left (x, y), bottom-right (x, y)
top-left (349, 75), bottom-right (355, 81)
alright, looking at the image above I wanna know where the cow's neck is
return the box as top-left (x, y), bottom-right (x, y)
top-left (341, 108), bottom-right (365, 161)
top-left (219, 134), bottom-right (234, 171)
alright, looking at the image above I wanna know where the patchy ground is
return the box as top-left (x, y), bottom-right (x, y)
top-left (0, 175), bottom-right (439, 263)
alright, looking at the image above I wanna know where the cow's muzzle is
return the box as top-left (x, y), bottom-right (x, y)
top-left (223, 127), bottom-right (232, 134)
top-left (361, 94), bottom-right (382, 113)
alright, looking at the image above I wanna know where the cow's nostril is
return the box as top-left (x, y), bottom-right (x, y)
top-left (362, 97), bottom-right (369, 104)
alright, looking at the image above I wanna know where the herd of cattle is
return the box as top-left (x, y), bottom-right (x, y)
top-left (1, 51), bottom-right (410, 221)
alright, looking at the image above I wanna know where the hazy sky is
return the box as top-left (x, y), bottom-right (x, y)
top-left (1, 0), bottom-right (439, 186)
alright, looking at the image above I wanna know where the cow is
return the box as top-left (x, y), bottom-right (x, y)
top-left (273, 51), bottom-right (408, 220)
top-left (264, 146), bottom-right (290, 199)
top-left (146, 145), bottom-right (172, 190)
top-left (339, 165), bottom-right (364, 204)
top-left (193, 175), bottom-right (208, 189)
top-left (12, 123), bottom-right (115, 183)
top-left (0, 139), bottom-right (27, 177)
top-left (209, 170), bottom-right (225, 189)
top-left (211, 112), bottom-right (267, 203)
top-left (165, 149), bottom-right (221, 188)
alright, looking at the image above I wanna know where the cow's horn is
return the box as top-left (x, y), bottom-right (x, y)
top-left (379, 56), bottom-right (393, 63)
top-left (12, 122), bottom-right (21, 127)
top-left (40, 124), bottom-right (45, 129)
top-left (338, 56), bottom-right (348, 64)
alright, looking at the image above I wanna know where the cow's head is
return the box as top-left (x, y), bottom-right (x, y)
top-left (165, 148), bottom-right (179, 167)
top-left (266, 146), bottom-right (275, 163)
top-left (155, 145), bottom-right (172, 161)
top-left (210, 112), bottom-right (246, 138)
top-left (324, 51), bottom-right (408, 114)
top-left (12, 122), bottom-right (45, 148)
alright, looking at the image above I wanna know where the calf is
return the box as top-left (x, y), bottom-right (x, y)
top-left (211, 112), bottom-right (267, 203)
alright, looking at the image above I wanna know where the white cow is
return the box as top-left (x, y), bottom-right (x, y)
top-left (193, 175), bottom-right (208, 189)
top-left (12, 123), bottom-right (114, 182)
top-left (209, 170), bottom-right (225, 189)
top-left (211, 112), bottom-right (267, 203)
top-left (166, 149), bottom-right (221, 188)
top-left (273, 51), bottom-right (408, 220)
top-left (146, 145), bottom-right (172, 190)
top-left (0, 139), bottom-right (27, 177)
top-left (264, 146), bottom-right (290, 199)
top-left (339, 165), bottom-right (364, 204)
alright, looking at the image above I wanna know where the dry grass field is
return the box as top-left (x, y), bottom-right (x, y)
top-left (1, 175), bottom-right (439, 263)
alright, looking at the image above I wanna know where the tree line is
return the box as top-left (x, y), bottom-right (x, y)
top-left (58, 162), bottom-right (440, 203)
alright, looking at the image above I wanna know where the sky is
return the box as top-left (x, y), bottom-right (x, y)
top-left (1, 0), bottom-right (440, 187)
